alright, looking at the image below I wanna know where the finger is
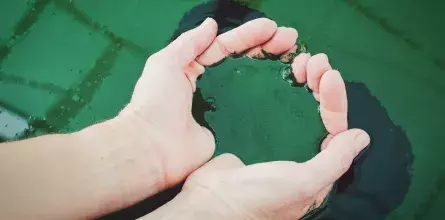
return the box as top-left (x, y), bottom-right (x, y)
top-left (307, 53), bottom-right (332, 94)
top-left (197, 18), bottom-right (278, 66)
top-left (291, 53), bottom-right (311, 83)
top-left (185, 61), bottom-right (205, 92)
top-left (279, 45), bottom-right (298, 63)
top-left (303, 129), bottom-right (370, 192)
top-left (319, 70), bottom-right (348, 135)
top-left (262, 27), bottom-right (298, 55)
top-left (163, 18), bottom-right (218, 68)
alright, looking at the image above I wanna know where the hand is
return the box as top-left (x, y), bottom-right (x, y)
top-left (182, 129), bottom-right (369, 220)
top-left (117, 18), bottom-right (220, 188)
top-left (116, 17), bottom-right (299, 190)
top-left (181, 19), bottom-right (350, 213)
top-left (140, 17), bottom-right (369, 220)
top-left (179, 51), bottom-right (367, 219)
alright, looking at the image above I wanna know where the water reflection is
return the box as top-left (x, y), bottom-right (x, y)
top-left (101, 1), bottom-right (413, 219)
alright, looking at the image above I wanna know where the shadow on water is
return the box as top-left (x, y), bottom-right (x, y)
top-left (101, 1), bottom-right (413, 219)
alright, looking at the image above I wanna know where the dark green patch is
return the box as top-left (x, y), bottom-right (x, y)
top-left (289, 66), bottom-right (306, 88)
top-left (44, 43), bottom-right (122, 130)
top-left (0, 99), bottom-right (30, 121)
top-left (296, 40), bottom-right (308, 54)
top-left (13, 0), bottom-right (52, 37)
top-left (304, 83), bottom-right (313, 93)
top-left (0, 0), bottom-right (51, 63)
top-left (342, 0), bottom-right (420, 50)
top-left (279, 52), bottom-right (297, 64)
top-left (280, 66), bottom-right (303, 87)
top-left (261, 49), bottom-right (281, 60)
top-left (231, 0), bottom-right (266, 9)
top-left (229, 52), bottom-right (246, 59)
top-left (433, 58), bottom-right (445, 71)
top-left (413, 172), bottom-right (445, 220)
top-left (53, 0), bottom-right (148, 56)
top-left (0, 44), bottom-right (11, 62)
top-left (0, 71), bottom-right (67, 94)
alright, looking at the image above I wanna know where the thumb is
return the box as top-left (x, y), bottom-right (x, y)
top-left (162, 18), bottom-right (218, 68)
top-left (302, 129), bottom-right (370, 193)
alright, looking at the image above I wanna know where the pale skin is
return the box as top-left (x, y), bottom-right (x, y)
top-left (0, 18), bottom-right (369, 219)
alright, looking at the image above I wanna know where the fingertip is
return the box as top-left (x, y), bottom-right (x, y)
top-left (291, 53), bottom-right (311, 83)
top-left (165, 17), bottom-right (218, 68)
top-left (202, 17), bottom-right (217, 27)
top-left (317, 53), bottom-right (329, 61)
top-left (319, 70), bottom-right (348, 135)
top-left (290, 27), bottom-right (299, 41)
top-left (262, 27), bottom-right (298, 55)
top-left (303, 129), bottom-right (370, 192)
top-left (331, 129), bottom-right (370, 153)
top-left (256, 17), bottom-right (278, 33)
top-left (307, 53), bottom-right (332, 93)
top-left (230, 17), bottom-right (278, 50)
top-left (349, 128), bottom-right (371, 150)
top-left (319, 70), bottom-right (346, 112)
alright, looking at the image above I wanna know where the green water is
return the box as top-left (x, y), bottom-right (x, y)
top-left (199, 58), bottom-right (323, 163)
top-left (1, 0), bottom-right (444, 219)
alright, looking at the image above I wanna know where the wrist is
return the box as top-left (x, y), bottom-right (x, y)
top-left (73, 116), bottom-right (167, 214)
top-left (117, 104), bottom-right (204, 187)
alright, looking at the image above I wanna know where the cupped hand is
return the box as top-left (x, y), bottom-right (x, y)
top-left (138, 17), bottom-right (369, 220)
top-left (119, 14), bottom-right (367, 219)
top-left (118, 18), bottom-right (219, 188)
top-left (181, 128), bottom-right (369, 220)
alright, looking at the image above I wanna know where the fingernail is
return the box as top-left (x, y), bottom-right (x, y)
top-left (355, 132), bottom-right (370, 148)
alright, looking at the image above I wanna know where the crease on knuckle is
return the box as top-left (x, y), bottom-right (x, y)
top-left (215, 35), bottom-right (231, 56)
